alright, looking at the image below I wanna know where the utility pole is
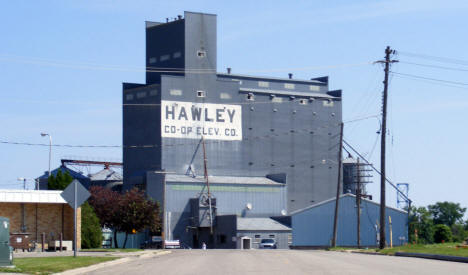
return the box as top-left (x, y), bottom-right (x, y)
top-left (376, 46), bottom-right (398, 249)
top-left (356, 158), bottom-right (361, 248)
top-left (331, 122), bottom-right (344, 247)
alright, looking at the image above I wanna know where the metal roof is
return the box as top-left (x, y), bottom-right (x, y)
top-left (37, 165), bottom-right (88, 180)
top-left (165, 174), bottom-right (283, 185)
top-left (290, 193), bottom-right (407, 216)
top-left (217, 73), bottom-right (325, 85)
top-left (89, 168), bottom-right (123, 181)
top-left (239, 87), bottom-right (336, 99)
top-left (237, 217), bottom-right (291, 231)
top-left (0, 189), bottom-right (66, 204)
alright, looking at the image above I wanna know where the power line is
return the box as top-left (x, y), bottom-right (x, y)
top-left (399, 61), bottom-right (468, 72)
top-left (398, 51), bottom-right (468, 67)
top-left (390, 71), bottom-right (468, 86)
top-left (391, 72), bottom-right (468, 90)
top-left (0, 54), bottom-right (372, 74)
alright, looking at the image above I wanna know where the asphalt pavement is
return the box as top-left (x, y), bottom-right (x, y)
top-left (85, 249), bottom-right (468, 275)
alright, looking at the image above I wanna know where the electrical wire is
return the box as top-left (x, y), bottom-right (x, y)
top-left (0, 113), bottom-right (378, 150)
top-left (0, 54), bottom-right (372, 74)
top-left (390, 72), bottom-right (468, 86)
top-left (390, 72), bottom-right (468, 91)
top-left (399, 61), bottom-right (468, 72)
top-left (398, 51), bottom-right (468, 67)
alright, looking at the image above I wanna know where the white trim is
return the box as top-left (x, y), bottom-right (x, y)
top-left (0, 189), bottom-right (67, 204)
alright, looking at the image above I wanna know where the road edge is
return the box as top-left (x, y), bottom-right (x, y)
top-left (55, 250), bottom-right (171, 275)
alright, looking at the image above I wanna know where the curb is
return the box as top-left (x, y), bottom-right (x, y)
top-left (394, 252), bottom-right (468, 263)
top-left (56, 250), bottom-right (171, 275)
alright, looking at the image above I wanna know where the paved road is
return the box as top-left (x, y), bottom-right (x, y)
top-left (87, 249), bottom-right (468, 275)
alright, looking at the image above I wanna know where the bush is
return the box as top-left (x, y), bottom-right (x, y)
top-left (434, 224), bottom-right (452, 243)
top-left (451, 223), bottom-right (468, 243)
top-left (81, 202), bottom-right (103, 249)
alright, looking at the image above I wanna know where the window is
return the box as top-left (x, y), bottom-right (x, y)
top-left (126, 94), bottom-right (134, 101)
top-left (255, 235), bottom-right (261, 239)
top-left (269, 235), bottom-right (275, 238)
top-left (149, 89), bottom-right (158, 96)
top-left (309, 85), bottom-right (320, 91)
top-left (299, 99), bottom-right (308, 105)
top-left (136, 91), bottom-right (146, 99)
top-left (170, 89), bottom-right (182, 96)
top-left (197, 90), bottom-right (206, 97)
top-left (149, 57), bottom-right (157, 64)
top-left (323, 100), bottom-right (334, 107)
top-left (258, 81), bottom-right (269, 88)
top-left (272, 97), bottom-right (283, 103)
top-left (173, 51), bottom-right (182, 58)
top-left (246, 93), bottom-right (254, 101)
top-left (160, 54), bottom-right (170, 61)
top-left (220, 92), bottom-right (231, 99)
top-left (284, 83), bottom-right (295, 89)
top-left (197, 50), bottom-right (206, 58)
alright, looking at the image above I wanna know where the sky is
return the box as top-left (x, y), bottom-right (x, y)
top-left (1, 0), bottom-right (468, 214)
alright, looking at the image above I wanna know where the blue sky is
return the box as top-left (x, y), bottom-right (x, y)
top-left (1, 0), bottom-right (468, 213)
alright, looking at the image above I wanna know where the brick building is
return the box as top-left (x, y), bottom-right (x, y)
top-left (0, 190), bottom-right (81, 250)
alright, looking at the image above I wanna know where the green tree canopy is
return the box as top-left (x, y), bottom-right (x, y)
top-left (433, 224), bottom-right (452, 243)
top-left (428, 201), bottom-right (466, 227)
top-left (81, 202), bottom-right (103, 249)
top-left (409, 206), bottom-right (434, 244)
top-left (47, 169), bottom-right (73, 190)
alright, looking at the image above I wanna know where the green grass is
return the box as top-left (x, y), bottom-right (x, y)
top-left (81, 248), bottom-right (142, 252)
top-left (0, 256), bottom-right (118, 275)
top-left (378, 243), bottom-right (468, 257)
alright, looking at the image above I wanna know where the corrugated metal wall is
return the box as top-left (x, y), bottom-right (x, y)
top-left (292, 195), bottom-right (408, 247)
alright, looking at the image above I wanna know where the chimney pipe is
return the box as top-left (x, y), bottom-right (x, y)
top-left (227, 68), bottom-right (232, 74)
top-left (177, 15), bottom-right (182, 20)
top-left (288, 73), bottom-right (293, 79)
top-left (166, 18), bottom-right (169, 23)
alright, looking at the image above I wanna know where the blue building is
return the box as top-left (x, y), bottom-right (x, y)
top-left (122, 11), bottom-right (343, 248)
top-left (291, 194), bottom-right (408, 248)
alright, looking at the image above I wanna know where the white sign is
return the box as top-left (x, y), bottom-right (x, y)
top-left (161, 100), bottom-right (242, 140)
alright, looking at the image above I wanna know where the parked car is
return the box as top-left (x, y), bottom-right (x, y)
top-left (140, 236), bottom-right (163, 249)
top-left (259, 238), bottom-right (277, 249)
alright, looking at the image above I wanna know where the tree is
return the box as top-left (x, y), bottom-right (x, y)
top-left (451, 223), bottom-right (467, 243)
top-left (408, 206), bottom-right (434, 244)
top-left (433, 224), bottom-right (452, 243)
top-left (48, 169), bottom-right (73, 190)
top-left (428, 201), bottom-right (466, 227)
top-left (81, 202), bottom-right (103, 248)
top-left (118, 188), bottom-right (161, 248)
top-left (88, 186), bottom-right (122, 248)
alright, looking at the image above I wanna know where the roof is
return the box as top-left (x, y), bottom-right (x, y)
top-left (239, 87), bottom-right (336, 99)
top-left (0, 189), bottom-right (66, 204)
top-left (165, 174), bottom-right (283, 185)
top-left (37, 165), bottom-right (88, 180)
top-left (217, 73), bottom-right (325, 85)
top-left (290, 193), bottom-right (408, 216)
top-left (237, 217), bottom-right (291, 231)
top-left (89, 168), bottom-right (123, 181)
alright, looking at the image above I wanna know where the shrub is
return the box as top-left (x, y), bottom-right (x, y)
top-left (81, 202), bottom-right (103, 249)
top-left (433, 224), bottom-right (452, 243)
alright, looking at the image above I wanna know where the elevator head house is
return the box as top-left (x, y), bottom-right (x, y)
top-left (122, 11), bottom-right (342, 248)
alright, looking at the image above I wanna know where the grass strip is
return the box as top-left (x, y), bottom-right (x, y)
top-left (0, 256), bottom-right (118, 275)
top-left (81, 248), bottom-right (142, 252)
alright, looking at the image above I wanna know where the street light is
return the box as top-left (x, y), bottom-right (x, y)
top-left (40, 132), bottom-right (52, 180)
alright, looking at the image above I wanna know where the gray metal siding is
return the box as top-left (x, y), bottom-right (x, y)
top-left (123, 11), bottom-right (343, 213)
top-left (292, 196), bottom-right (408, 247)
top-left (123, 84), bottom-right (161, 187)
